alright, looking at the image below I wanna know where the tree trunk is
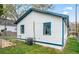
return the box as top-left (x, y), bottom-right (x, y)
top-left (4, 19), bottom-right (7, 40)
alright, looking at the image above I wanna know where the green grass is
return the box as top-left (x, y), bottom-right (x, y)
top-left (0, 36), bottom-right (16, 39)
top-left (0, 37), bottom-right (79, 54)
top-left (62, 37), bottom-right (79, 54)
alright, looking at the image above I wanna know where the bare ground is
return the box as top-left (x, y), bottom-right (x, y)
top-left (0, 39), bottom-right (16, 48)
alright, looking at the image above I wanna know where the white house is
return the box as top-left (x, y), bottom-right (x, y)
top-left (0, 18), bottom-right (16, 36)
top-left (15, 8), bottom-right (69, 50)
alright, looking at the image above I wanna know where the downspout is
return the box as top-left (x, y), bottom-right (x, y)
top-left (33, 21), bottom-right (36, 43)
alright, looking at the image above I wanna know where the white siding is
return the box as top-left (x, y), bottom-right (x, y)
top-left (34, 14), bottom-right (62, 44)
top-left (0, 25), bottom-right (16, 32)
top-left (17, 11), bottom-right (67, 49)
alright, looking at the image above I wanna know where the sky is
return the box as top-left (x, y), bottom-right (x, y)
top-left (48, 4), bottom-right (79, 23)
top-left (17, 4), bottom-right (79, 23)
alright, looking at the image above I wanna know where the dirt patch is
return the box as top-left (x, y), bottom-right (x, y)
top-left (0, 39), bottom-right (16, 48)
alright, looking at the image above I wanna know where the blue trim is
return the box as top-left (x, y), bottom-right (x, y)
top-left (34, 41), bottom-right (63, 46)
top-left (14, 8), bottom-right (69, 24)
top-left (62, 18), bottom-right (64, 46)
top-left (43, 22), bottom-right (51, 35)
top-left (34, 18), bottom-right (65, 47)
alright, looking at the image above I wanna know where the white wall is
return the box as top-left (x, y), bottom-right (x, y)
top-left (64, 22), bottom-right (68, 46)
top-left (34, 13), bottom-right (62, 45)
top-left (17, 11), bottom-right (67, 49)
top-left (0, 25), bottom-right (16, 32)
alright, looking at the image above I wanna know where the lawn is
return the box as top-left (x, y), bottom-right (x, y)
top-left (0, 37), bottom-right (79, 54)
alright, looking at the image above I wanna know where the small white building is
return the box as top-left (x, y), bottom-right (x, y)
top-left (0, 18), bottom-right (16, 36)
top-left (15, 8), bottom-right (69, 49)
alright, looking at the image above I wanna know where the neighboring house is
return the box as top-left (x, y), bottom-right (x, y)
top-left (69, 22), bottom-right (79, 34)
top-left (69, 22), bottom-right (79, 37)
top-left (0, 18), bottom-right (16, 36)
top-left (69, 22), bottom-right (76, 35)
top-left (15, 8), bottom-right (69, 50)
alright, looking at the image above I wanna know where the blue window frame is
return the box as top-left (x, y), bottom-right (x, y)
top-left (43, 22), bottom-right (51, 35)
top-left (20, 25), bottom-right (24, 34)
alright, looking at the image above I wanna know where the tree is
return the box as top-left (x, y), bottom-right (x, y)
top-left (0, 4), bottom-right (3, 16)
top-left (1, 4), bottom-right (54, 20)
top-left (15, 4), bottom-right (54, 18)
top-left (2, 4), bottom-right (54, 20)
top-left (0, 4), bottom-right (18, 39)
top-left (1, 4), bottom-right (18, 20)
top-left (15, 4), bottom-right (31, 19)
top-left (32, 4), bottom-right (54, 11)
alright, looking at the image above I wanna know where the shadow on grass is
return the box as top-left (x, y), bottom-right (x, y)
top-left (0, 37), bottom-right (79, 54)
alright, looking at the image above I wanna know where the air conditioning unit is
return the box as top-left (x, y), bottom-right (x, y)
top-left (25, 37), bottom-right (34, 45)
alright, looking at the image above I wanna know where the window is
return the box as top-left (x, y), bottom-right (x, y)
top-left (20, 25), bottom-right (24, 34)
top-left (43, 22), bottom-right (51, 35)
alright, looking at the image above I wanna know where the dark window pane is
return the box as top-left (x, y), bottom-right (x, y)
top-left (43, 22), bottom-right (51, 35)
top-left (20, 25), bottom-right (24, 34)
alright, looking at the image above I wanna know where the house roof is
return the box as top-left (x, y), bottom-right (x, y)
top-left (14, 8), bottom-right (69, 27)
top-left (0, 18), bottom-right (16, 26)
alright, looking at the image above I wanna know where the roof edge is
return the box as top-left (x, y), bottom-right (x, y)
top-left (14, 8), bottom-right (69, 24)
